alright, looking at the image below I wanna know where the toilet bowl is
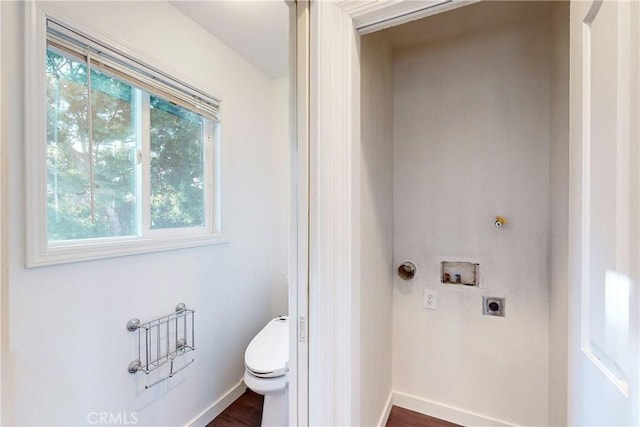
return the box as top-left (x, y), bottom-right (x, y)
top-left (244, 316), bottom-right (289, 426)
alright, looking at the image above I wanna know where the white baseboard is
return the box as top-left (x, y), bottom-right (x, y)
top-left (187, 380), bottom-right (247, 427)
top-left (393, 391), bottom-right (515, 427)
top-left (377, 392), bottom-right (394, 427)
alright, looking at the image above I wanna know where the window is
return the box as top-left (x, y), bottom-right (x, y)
top-left (26, 11), bottom-right (225, 267)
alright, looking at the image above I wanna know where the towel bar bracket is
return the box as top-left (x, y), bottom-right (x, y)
top-left (128, 360), bottom-right (142, 374)
top-left (127, 318), bottom-right (140, 332)
top-left (126, 303), bottom-right (195, 389)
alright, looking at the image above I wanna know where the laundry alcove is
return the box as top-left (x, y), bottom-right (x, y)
top-left (358, 2), bottom-right (570, 425)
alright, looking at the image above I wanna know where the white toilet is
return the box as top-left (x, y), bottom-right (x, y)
top-left (244, 316), bottom-right (289, 426)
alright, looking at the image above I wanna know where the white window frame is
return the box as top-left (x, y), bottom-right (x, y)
top-left (25, 3), bottom-right (227, 268)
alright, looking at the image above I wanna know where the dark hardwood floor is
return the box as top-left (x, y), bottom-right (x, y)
top-left (208, 389), bottom-right (461, 427)
top-left (385, 406), bottom-right (461, 427)
top-left (208, 390), bottom-right (263, 427)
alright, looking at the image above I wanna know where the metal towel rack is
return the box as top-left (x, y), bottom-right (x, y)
top-left (127, 303), bottom-right (195, 389)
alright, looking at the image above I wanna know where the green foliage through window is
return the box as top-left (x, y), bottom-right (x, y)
top-left (46, 48), bottom-right (210, 241)
top-left (150, 97), bottom-right (205, 229)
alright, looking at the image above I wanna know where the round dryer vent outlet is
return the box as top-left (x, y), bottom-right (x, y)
top-left (397, 261), bottom-right (417, 281)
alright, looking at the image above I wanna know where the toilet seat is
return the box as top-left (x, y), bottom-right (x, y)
top-left (244, 369), bottom-right (288, 394)
top-left (245, 316), bottom-right (289, 378)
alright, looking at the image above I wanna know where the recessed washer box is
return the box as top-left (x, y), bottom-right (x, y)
top-left (440, 261), bottom-right (479, 287)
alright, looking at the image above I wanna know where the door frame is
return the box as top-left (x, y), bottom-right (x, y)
top-left (0, 1), bottom-right (5, 423)
top-left (0, 1), bottom-right (4, 423)
top-left (303, 1), bottom-right (477, 425)
top-left (288, 1), bottom-right (310, 425)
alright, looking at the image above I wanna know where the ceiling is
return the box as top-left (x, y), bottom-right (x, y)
top-left (171, 1), bottom-right (554, 78)
top-left (380, 1), bottom-right (556, 51)
top-left (171, 0), bottom-right (289, 79)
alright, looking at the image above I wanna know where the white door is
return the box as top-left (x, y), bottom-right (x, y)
top-left (569, 0), bottom-right (640, 425)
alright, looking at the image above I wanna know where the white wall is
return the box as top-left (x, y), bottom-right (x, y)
top-left (359, 33), bottom-right (393, 426)
top-left (271, 76), bottom-right (290, 318)
top-left (548, 3), bottom-right (569, 426)
top-left (392, 15), bottom-right (552, 426)
top-left (1, 1), bottom-right (288, 425)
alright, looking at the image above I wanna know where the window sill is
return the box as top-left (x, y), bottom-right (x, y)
top-left (26, 232), bottom-right (229, 268)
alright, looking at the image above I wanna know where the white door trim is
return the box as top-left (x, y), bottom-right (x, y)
top-left (289, 0), bottom-right (310, 425)
top-left (307, 1), bottom-right (360, 424)
top-left (0, 1), bottom-right (4, 423)
top-left (338, 0), bottom-right (478, 35)
top-left (305, 1), bottom-right (477, 425)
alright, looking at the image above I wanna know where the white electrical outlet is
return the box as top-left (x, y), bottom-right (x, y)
top-left (423, 289), bottom-right (437, 310)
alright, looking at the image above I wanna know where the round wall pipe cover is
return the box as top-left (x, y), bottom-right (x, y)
top-left (397, 260), bottom-right (417, 280)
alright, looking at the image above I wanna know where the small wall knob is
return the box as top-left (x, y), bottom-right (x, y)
top-left (397, 261), bottom-right (417, 281)
top-left (495, 216), bottom-right (508, 227)
top-left (126, 318), bottom-right (140, 331)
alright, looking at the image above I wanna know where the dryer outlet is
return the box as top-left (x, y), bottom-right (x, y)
top-left (483, 296), bottom-right (505, 317)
